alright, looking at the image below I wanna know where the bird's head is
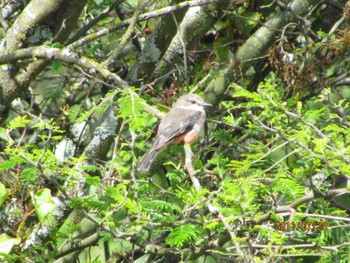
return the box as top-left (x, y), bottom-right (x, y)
top-left (173, 94), bottom-right (212, 110)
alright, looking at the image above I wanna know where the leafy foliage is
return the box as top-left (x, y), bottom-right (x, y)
top-left (166, 224), bottom-right (200, 247)
top-left (0, 0), bottom-right (350, 262)
top-left (117, 89), bottom-right (149, 131)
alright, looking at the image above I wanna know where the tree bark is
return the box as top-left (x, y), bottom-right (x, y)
top-left (204, 0), bottom-right (317, 105)
top-left (153, 0), bottom-right (231, 83)
top-left (0, 0), bottom-right (87, 120)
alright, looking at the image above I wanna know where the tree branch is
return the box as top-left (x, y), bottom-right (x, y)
top-left (103, 0), bottom-right (145, 67)
top-left (205, 0), bottom-right (313, 105)
top-left (68, 0), bottom-right (222, 50)
top-left (253, 188), bottom-right (349, 224)
top-left (0, 46), bottom-right (129, 88)
top-left (152, 0), bottom-right (231, 80)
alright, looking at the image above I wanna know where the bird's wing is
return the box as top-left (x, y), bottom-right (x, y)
top-left (152, 109), bottom-right (201, 150)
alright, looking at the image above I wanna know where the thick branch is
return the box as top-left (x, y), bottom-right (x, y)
top-left (151, 0), bottom-right (232, 81)
top-left (0, 0), bottom-right (64, 52)
top-left (0, 46), bottom-right (129, 88)
top-left (128, 0), bottom-right (188, 83)
top-left (205, 0), bottom-right (315, 105)
top-left (0, 0), bottom-right (87, 119)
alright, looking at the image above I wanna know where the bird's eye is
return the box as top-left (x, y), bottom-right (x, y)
top-left (191, 100), bottom-right (196, 104)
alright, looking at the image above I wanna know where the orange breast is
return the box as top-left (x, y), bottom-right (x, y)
top-left (173, 129), bottom-right (199, 144)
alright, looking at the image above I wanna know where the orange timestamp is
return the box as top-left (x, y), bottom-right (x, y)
top-left (275, 221), bottom-right (328, 232)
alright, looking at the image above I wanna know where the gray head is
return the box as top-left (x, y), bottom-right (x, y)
top-left (173, 94), bottom-right (212, 110)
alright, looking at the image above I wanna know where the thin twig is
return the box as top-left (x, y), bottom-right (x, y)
top-left (68, 0), bottom-right (220, 50)
top-left (103, 0), bottom-right (146, 67)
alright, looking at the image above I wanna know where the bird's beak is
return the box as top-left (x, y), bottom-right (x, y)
top-left (202, 102), bottom-right (212, 107)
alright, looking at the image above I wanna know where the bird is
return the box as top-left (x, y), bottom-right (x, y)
top-left (137, 93), bottom-right (212, 172)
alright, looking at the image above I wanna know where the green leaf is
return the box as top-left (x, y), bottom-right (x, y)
top-left (272, 177), bottom-right (305, 204)
top-left (233, 10), bottom-right (261, 37)
top-left (0, 156), bottom-right (25, 170)
top-left (303, 108), bottom-right (325, 123)
top-left (142, 199), bottom-right (181, 214)
top-left (214, 129), bottom-right (234, 143)
top-left (51, 60), bottom-right (64, 72)
top-left (20, 166), bottom-right (38, 186)
top-left (117, 90), bottom-right (149, 131)
top-left (166, 224), bottom-right (198, 247)
top-left (33, 188), bottom-right (55, 224)
top-left (0, 234), bottom-right (21, 255)
top-left (86, 175), bottom-right (101, 186)
top-left (31, 118), bottom-right (55, 130)
top-left (0, 183), bottom-right (10, 206)
top-left (8, 115), bottom-right (31, 129)
top-left (230, 84), bottom-right (262, 103)
top-left (205, 221), bottom-right (220, 230)
top-left (105, 186), bottom-right (126, 203)
top-left (0, 160), bottom-right (17, 170)
top-left (213, 36), bottom-right (232, 61)
top-left (82, 165), bottom-right (100, 173)
top-left (317, 30), bottom-right (328, 38)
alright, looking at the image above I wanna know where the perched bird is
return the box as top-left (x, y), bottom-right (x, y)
top-left (138, 93), bottom-right (211, 172)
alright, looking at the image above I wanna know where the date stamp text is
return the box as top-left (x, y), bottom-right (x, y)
top-left (275, 221), bottom-right (328, 232)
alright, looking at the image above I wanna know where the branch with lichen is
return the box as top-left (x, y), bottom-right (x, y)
top-left (0, 45), bottom-right (128, 88)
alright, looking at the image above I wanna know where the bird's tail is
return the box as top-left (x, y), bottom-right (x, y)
top-left (137, 149), bottom-right (159, 172)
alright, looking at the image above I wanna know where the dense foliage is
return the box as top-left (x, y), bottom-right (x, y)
top-left (0, 0), bottom-right (350, 262)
